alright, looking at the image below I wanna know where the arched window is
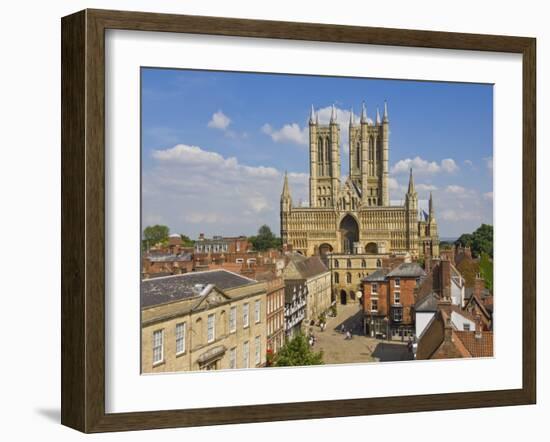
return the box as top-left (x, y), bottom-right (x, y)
top-left (356, 142), bottom-right (361, 169)
top-left (347, 259), bottom-right (352, 268)
top-left (334, 259), bottom-right (339, 268)
top-left (346, 272), bottom-right (352, 284)
top-left (376, 259), bottom-right (382, 268)
top-left (334, 272), bottom-right (339, 284)
top-left (361, 259), bottom-right (366, 268)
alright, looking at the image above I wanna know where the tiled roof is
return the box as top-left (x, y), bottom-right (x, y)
top-left (387, 262), bottom-right (426, 278)
top-left (141, 270), bottom-right (257, 308)
top-left (455, 331), bottom-right (493, 357)
top-left (146, 253), bottom-right (192, 262)
top-left (362, 268), bottom-right (389, 282)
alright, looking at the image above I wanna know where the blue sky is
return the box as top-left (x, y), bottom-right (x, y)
top-left (142, 68), bottom-right (493, 239)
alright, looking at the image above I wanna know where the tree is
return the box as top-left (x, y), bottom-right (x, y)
top-left (249, 224), bottom-right (281, 251)
top-left (274, 334), bottom-right (324, 367)
top-left (142, 224), bottom-right (169, 249)
top-left (179, 234), bottom-right (194, 247)
top-left (455, 224), bottom-right (493, 258)
top-left (479, 252), bottom-right (493, 291)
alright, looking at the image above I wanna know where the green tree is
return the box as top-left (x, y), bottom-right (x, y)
top-left (142, 224), bottom-right (169, 249)
top-left (179, 234), bottom-right (194, 247)
top-left (479, 252), bottom-right (493, 291)
top-left (249, 225), bottom-right (282, 251)
top-left (455, 224), bottom-right (493, 258)
top-left (274, 334), bottom-right (324, 367)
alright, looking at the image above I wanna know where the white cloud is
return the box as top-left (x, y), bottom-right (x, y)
top-left (464, 159), bottom-right (473, 167)
top-left (262, 123), bottom-right (308, 145)
top-left (484, 156), bottom-right (493, 172)
top-left (416, 183), bottom-right (438, 192)
top-left (441, 158), bottom-right (459, 173)
top-left (483, 191), bottom-right (493, 201)
top-left (144, 144), bottom-right (308, 238)
top-left (208, 110), bottom-right (231, 130)
top-left (445, 184), bottom-right (466, 194)
top-left (391, 156), bottom-right (459, 175)
top-left (439, 209), bottom-right (481, 222)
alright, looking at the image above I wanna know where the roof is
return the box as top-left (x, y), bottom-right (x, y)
top-left (387, 262), bottom-right (426, 278)
top-left (141, 270), bottom-right (257, 308)
top-left (455, 331), bottom-right (493, 357)
top-left (146, 253), bottom-right (192, 263)
top-left (415, 292), bottom-right (439, 312)
top-left (362, 268), bottom-right (389, 282)
top-left (285, 255), bottom-right (328, 280)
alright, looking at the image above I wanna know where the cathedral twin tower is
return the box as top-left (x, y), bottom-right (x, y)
top-left (309, 102), bottom-right (389, 210)
top-left (280, 102), bottom-right (439, 259)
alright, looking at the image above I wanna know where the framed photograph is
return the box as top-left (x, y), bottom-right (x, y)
top-left (61, 9), bottom-right (536, 433)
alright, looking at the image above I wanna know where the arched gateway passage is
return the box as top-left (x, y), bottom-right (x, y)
top-left (340, 289), bottom-right (347, 305)
top-left (339, 214), bottom-right (359, 254)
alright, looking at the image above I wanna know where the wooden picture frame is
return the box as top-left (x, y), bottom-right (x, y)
top-left (61, 8), bottom-right (536, 433)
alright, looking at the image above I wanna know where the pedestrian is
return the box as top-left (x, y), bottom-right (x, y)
top-left (341, 324), bottom-right (345, 334)
top-left (346, 330), bottom-right (352, 340)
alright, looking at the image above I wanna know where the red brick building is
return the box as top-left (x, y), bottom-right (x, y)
top-left (361, 262), bottom-right (426, 339)
top-left (255, 272), bottom-right (285, 355)
top-left (194, 234), bottom-right (251, 254)
top-left (416, 308), bottom-right (493, 359)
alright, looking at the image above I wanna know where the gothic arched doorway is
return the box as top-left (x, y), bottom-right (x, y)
top-left (365, 242), bottom-right (378, 254)
top-left (339, 214), bottom-right (359, 254)
top-left (340, 290), bottom-right (347, 305)
top-left (318, 243), bottom-right (333, 257)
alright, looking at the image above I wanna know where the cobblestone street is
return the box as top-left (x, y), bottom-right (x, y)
top-left (310, 303), bottom-right (412, 365)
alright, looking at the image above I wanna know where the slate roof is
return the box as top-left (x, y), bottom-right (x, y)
top-left (146, 253), bottom-right (193, 263)
top-left (415, 292), bottom-right (439, 312)
top-left (362, 268), bottom-right (390, 282)
top-left (141, 270), bottom-right (257, 308)
top-left (285, 255), bottom-right (328, 280)
top-left (387, 262), bottom-right (426, 278)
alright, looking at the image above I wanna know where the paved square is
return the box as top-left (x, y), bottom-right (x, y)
top-left (308, 303), bottom-right (412, 364)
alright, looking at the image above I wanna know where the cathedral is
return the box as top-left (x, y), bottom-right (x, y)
top-left (280, 103), bottom-right (440, 261)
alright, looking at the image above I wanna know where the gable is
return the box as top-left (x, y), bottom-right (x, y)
top-left (191, 285), bottom-right (231, 312)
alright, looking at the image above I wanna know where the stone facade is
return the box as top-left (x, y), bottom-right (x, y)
top-left (141, 271), bottom-right (267, 372)
top-left (280, 104), bottom-right (439, 260)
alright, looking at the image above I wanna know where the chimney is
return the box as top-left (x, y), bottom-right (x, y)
top-left (475, 314), bottom-right (483, 339)
top-left (444, 313), bottom-right (453, 342)
top-left (464, 246), bottom-right (472, 259)
top-left (425, 255), bottom-right (432, 273)
top-left (474, 276), bottom-right (485, 299)
top-left (440, 259), bottom-right (451, 301)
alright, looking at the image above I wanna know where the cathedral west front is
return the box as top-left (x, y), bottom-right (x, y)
top-left (280, 103), bottom-right (440, 303)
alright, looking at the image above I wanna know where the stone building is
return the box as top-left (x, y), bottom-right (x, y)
top-left (141, 270), bottom-right (267, 372)
top-left (280, 103), bottom-right (439, 260)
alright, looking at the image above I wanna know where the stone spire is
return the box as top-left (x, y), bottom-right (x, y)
top-left (309, 105), bottom-right (316, 124)
top-left (282, 171), bottom-right (291, 198)
top-left (349, 107), bottom-right (355, 127)
top-left (376, 107), bottom-right (381, 125)
top-left (383, 100), bottom-right (389, 123)
top-left (429, 191), bottom-right (434, 216)
top-left (407, 168), bottom-right (416, 195)
top-left (330, 104), bottom-right (337, 124)
top-left (360, 101), bottom-right (368, 124)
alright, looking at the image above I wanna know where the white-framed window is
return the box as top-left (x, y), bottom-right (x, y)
top-left (243, 341), bottom-right (249, 368)
top-left (395, 278), bottom-right (401, 287)
top-left (371, 299), bottom-right (378, 312)
top-left (236, 258), bottom-right (244, 264)
top-left (392, 308), bottom-right (403, 322)
top-left (255, 300), bottom-right (261, 323)
top-left (255, 336), bottom-right (261, 365)
top-left (394, 291), bottom-right (401, 304)
top-left (207, 313), bottom-right (215, 343)
top-left (229, 306), bottom-right (237, 333)
top-left (243, 303), bottom-right (249, 328)
top-left (175, 322), bottom-right (186, 355)
top-left (152, 329), bottom-right (164, 365)
top-left (372, 283), bottom-right (378, 294)
top-left (229, 347), bottom-right (237, 369)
